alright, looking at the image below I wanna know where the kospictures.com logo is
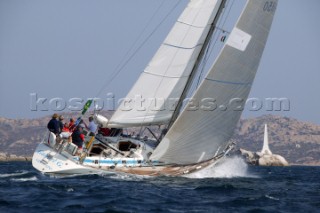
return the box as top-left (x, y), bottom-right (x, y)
top-left (30, 93), bottom-right (290, 112)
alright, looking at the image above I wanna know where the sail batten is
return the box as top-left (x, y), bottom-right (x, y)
top-left (176, 21), bottom-right (209, 28)
top-left (205, 78), bottom-right (253, 86)
top-left (143, 71), bottom-right (191, 79)
top-left (151, 0), bottom-right (278, 164)
top-left (163, 43), bottom-right (204, 50)
top-left (108, 0), bottom-right (224, 128)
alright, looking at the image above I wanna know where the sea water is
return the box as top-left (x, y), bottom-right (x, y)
top-left (0, 158), bottom-right (319, 212)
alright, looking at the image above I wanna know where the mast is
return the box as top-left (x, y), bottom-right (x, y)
top-left (167, 0), bottom-right (228, 130)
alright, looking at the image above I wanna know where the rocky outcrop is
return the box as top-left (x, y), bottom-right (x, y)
top-left (259, 124), bottom-right (289, 166)
top-left (258, 154), bottom-right (288, 166)
top-left (240, 149), bottom-right (289, 166)
top-left (239, 149), bottom-right (259, 165)
top-left (234, 115), bottom-right (320, 166)
top-left (0, 152), bottom-right (32, 162)
top-left (239, 124), bottom-right (289, 166)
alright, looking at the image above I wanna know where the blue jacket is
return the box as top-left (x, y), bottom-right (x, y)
top-left (47, 118), bottom-right (60, 134)
top-left (72, 129), bottom-right (84, 148)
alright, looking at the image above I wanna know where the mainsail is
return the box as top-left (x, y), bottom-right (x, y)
top-left (108, 0), bottom-right (224, 128)
top-left (151, 0), bottom-right (278, 164)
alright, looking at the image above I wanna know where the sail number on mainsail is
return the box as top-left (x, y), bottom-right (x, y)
top-left (263, 1), bottom-right (277, 13)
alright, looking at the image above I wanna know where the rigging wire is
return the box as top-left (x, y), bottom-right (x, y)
top-left (95, 0), bottom-right (184, 98)
top-left (71, 1), bottom-right (184, 131)
top-left (194, 0), bottom-right (236, 91)
top-left (96, 0), bottom-right (166, 96)
top-left (197, 0), bottom-right (236, 88)
top-left (205, 0), bottom-right (236, 59)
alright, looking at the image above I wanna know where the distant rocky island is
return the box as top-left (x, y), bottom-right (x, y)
top-left (0, 114), bottom-right (320, 165)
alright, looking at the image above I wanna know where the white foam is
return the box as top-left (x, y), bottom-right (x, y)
top-left (265, 194), bottom-right (280, 201)
top-left (0, 171), bottom-right (28, 178)
top-left (49, 173), bottom-right (88, 179)
top-left (185, 156), bottom-right (256, 179)
top-left (107, 172), bottom-right (151, 181)
top-left (67, 188), bottom-right (74, 192)
top-left (11, 176), bottom-right (38, 182)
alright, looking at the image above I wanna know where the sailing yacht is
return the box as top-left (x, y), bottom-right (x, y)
top-left (32, 0), bottom-right (278, 176)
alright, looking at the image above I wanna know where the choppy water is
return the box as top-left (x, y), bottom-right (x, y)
top-left (0, 157), bottom-right (319, 212)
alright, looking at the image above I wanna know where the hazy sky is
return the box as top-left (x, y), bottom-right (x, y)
top-left (0, 0), bottom-right (319, 124)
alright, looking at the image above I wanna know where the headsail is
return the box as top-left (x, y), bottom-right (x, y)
top-left (151, 0), bottom-right (278, 164)
top-left (108, 0), bottom-right (224, 128)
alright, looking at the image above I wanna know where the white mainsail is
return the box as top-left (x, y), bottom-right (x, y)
top-left (151, 0), bottom-right (278, 164)
top-left (108, 0), bottom-right (224, 128)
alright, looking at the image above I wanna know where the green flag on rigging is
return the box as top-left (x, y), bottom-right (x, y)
top-left (81, 99), bottom-right (93, 115)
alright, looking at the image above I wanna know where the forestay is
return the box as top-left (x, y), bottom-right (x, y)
top-left (108, 0), bottom-right (223, 128)
top-left (151, 0), bottom-right (278, 164)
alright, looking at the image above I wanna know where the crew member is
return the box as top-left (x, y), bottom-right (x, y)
top-left (85, 116), bottom-right (97, 136)
top-left (58, 115), bottom-right (64, 133)
top-left (72, 124), bottom-right (85, 149)
top-left (68, 118), bottom-right (75, 131)
top-left (47, 113), bottom-right (60, 134)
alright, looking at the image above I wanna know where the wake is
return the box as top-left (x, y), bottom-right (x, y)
top-left (185, 156), bottom-right (257, 179)
top-left (0, 171), bottom-right (29, 178)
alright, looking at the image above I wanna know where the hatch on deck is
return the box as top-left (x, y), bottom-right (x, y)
top-left (89, 143), bottom-right (108, 156)
top-left (118, 141), bottom-right (138, 151)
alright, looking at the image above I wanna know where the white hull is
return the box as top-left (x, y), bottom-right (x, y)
top-left (32, 143), bottom-right (101, 175)
top-left (32, 138), bottom-right (231, 176)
